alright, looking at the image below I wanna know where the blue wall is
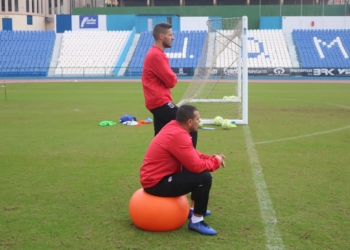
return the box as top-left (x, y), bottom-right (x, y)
top-left (135, 15), bottom-right (180, 33)
top-left (208, 16), bottom-right (222, 30)
top-left (54, 14), bottom-right (180, 33)
top-left (56, 15), bottom-right (72, 33)
top-left (107, 15), bottom-right (136, 31)
top-left (209, 16), bottom-right (221, 20)
top-left (260, 16), bottom-right (282, 29)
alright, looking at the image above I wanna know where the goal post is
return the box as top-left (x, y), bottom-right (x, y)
top-left (177, 16), bottom-right (248, 125)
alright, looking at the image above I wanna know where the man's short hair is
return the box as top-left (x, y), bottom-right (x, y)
top-left (153, 22), bottom-right (172, 40)
top-left (176, 105), bottom-right (198, 124)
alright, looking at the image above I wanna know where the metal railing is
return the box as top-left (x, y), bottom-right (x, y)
top-left (0, 67), bottom-right (143, 77)
top-left (0, 66), bottom-right (350, 78)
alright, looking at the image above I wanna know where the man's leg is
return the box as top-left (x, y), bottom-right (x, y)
top-left (150, 102), bottom-right (178, 136)
top-left (144, 171), bottom-right (217, 235)
top-left (151, 114), bottom-right (164, 137)
top-left (189, 131), bottom-right (198, 149)
top-left (144, 171), bottom-right (212, 216)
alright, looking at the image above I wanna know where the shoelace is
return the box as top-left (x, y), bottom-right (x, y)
top-left (200, 221), bottom-right (210, 228)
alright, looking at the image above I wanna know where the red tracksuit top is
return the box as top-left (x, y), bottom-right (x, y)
top-left (141, 46), bottom-right (177, 110)
top-left (140, 120), bottom-right (221, 188)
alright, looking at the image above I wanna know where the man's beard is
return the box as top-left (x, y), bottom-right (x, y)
top-left (190, 125), bottom-right (198, 132)
top-left (163, 41), bottom-right (172, 48)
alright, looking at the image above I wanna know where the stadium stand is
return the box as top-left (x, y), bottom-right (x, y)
top-left (4, 28), bottom-right (350, 78)
top-left (55, 30), bottom-right (131, 76)
top-left (0, 30), bottom-right (55, 77)
top-left (247, 29), bottom-right (292, 68)
top-left (214, 30), bottom-right (240, 68)
top-left (293, 29), bottom-right (350, 68)
top-left (104, 29), bottom-right (296, 75)
top-left (126, 30), bottom-right (206, 75)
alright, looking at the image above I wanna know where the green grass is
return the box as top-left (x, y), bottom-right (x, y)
top-left (0, 81), bottom-right (349, 249)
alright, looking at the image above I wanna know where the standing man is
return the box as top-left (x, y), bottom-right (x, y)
top-left (140, 105), bottom-right (226, 235)
top-left (141, 22), bottom-right (198, 147)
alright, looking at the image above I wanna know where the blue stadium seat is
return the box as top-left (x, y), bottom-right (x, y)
top-left (128, 30), bottom-right (207, 75)
top-left (293, 29), bottom-right (350, 68)
top-left (0, 30), bottom-right (55, 77)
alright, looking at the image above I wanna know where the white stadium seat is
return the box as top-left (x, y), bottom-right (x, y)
top-left (55, 30), bottom-right (131, 76)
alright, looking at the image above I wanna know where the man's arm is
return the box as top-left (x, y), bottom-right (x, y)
top-left (170, 135), bottom-right (221, 173)
top-left (198, 151), bottom-right (225, 168)
top-left (150, 53), bottom-right (177, 88)
top-left (197, 151), bottom-right (211, 160)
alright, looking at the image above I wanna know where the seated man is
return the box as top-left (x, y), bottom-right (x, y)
top-left (140, 105), bottom-right (226, 235)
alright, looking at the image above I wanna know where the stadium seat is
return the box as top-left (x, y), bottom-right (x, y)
top-left (293, 29), bottom-right (350, 68)
top-left (0, 30), bottom-right (55, 77)
top-left (56, 30), bottom-right (131, 76)
top-left (128, 29), bottom-right (293, 73)
top-left (127, 30), bottom-right (207, 76)
top-left (245, 29), bottom-right (292, 68)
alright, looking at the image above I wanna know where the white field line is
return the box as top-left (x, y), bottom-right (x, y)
top-left (243, 126), bottom-right (285, 250)
top-left (319, 103), bottom-right (350, 110)
top-left (249, 97), bottom-right (350, 110)
top-left (249, 99), bottom-right (350, 145)
top-left (287, 100), bottom-right (350, 110)
top-left (255, 125), bottom-right (350, 145)
top-left (336, 105), bottom-right (350, 109)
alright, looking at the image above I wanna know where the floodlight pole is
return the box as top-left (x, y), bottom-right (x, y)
top-left (345, 0), bottom-right (347, 16)
top-left (280, 1), bottom-right (282, 16)
top-left (301, 0), bottom-right (303, 16)
top-left (259, 0), bottom-right (261, 17)
top-left (323, 0), bottom-right (325, 16)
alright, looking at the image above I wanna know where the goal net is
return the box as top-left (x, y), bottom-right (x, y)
top-left (177, 16), bottom-right (248, 125)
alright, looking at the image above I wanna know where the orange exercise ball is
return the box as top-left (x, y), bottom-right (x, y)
top-left (129, 188), bottom-right (189, 232)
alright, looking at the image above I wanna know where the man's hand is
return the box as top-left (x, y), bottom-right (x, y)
top-left (214, 154), bottom-right (226, 168)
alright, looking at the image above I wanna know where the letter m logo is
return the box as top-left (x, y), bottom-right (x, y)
top-left (313, 37), bottom-right (349, 59)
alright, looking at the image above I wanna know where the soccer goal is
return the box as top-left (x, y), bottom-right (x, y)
top-left (177, 16), bottom-right (248, 125)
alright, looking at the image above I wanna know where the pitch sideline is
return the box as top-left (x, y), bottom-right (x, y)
top-left (255, 125), bottom-right (350, 145)
top-left (244, 126), bottom-right (285, 250)
top-left (254, 101), bottom-right (350, 145)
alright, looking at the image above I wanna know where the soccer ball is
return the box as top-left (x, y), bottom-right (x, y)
top-left (213, 116), bottom-right (224, 126)
top-left (222, 119), bottom-right (233, 129)
top-left (198, 118), bottom-right (204, 128)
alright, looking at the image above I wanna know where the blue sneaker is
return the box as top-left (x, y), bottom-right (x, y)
top-left (188, 220), bottom-right (217, 235)
top-left (188, 209), bottom-right (211, 219)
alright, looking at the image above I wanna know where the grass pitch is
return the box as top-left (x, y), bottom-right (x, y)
top-left (0, 81), bottom-right (349, 249)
